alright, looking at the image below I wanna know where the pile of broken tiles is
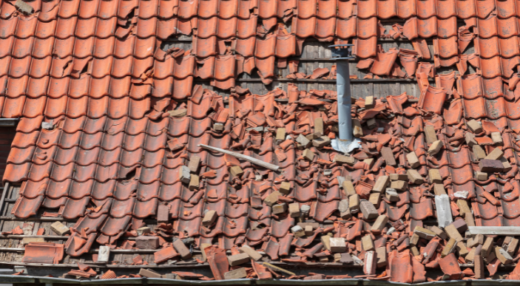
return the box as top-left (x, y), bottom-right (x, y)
top-left (12, 88), bottom-right (520, 282)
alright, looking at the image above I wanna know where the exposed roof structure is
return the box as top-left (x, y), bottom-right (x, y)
top-left (1, 0), bottom-right (520, 283)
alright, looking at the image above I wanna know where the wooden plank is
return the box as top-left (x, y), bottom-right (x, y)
top-left (469, 227), bottom-right (520, 235)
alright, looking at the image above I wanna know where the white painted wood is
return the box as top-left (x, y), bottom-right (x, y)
top-left (435, 194), bottom-right (453, 228)
top-left (97, 246), bottom-right (110, 263)
top-left (199, 144), bottom-right (280, 171)
top-left (469, 226), bottom-right (520, 235)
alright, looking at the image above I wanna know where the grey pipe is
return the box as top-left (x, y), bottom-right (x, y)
top-left (336, 61), bottom-right (353, 142)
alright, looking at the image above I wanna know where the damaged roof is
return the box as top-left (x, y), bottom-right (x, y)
top-left (1, 0), bottom-right (520, 283)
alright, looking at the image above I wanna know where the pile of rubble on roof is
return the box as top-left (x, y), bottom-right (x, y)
top-left (11, 82), bottom-right (520, 282)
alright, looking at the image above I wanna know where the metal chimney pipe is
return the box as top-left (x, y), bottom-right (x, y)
top-left (329, 44), bottom-right (354, 151)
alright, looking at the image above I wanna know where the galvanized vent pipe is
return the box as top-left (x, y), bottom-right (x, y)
top-left (329, 44), bottom-right (355, 152)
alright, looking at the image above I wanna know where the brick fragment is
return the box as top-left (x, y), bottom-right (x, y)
top-left (272, 203), bottom-right (286, 215)
top-left (385, 188), bottom-right (399, 202)
top-left (279, 181), bottom-right (291, 194)
top-left (390, 173), bottom-right (408, 181)
top-left (472, 144), bottom-right (486, 160)
top-left (414, 226), bottom-right (436, 240)
top-left (376, 247), bottom-right (387, 268)
top-left (353, 119), bottom-right (363, 137)
top-left (428, 169), bottom-right (442, 184)
top-left (276, 128), bottom-right (286, 141)
top-left (291, 225), bottom-right (305, 237)
top-left (303, 149), bottom-right (315, 161)
top-left (364, 158), bottom-right (374, 169)
top-left (334, 154), bottom-right (355, 165)
top-left (21, 237), bottom-right (44, 245)
top-left (475, 171), bottom-right (488, 181)
top-left (240, 245), bottom-right (262, 261)
top-left (365, 96), bottom-right (375, 108)
top-left (224, 268), bottom-right (247, 279)
top-left (381, 147), bottom-right (396, 166)
top-left (312, 136), bottom-right (330, 148)
top-left (507, 237), bottom-right (519, 257)
top-left (173, 239), bottom-right (192, 259)
top-left (410, 233), bottom-right (420, 246)
top-left (362, 235), bottom-right (374, 251)
top-left (407, 169), bottom-right (424, 185)
top-left (390, 180), bottom-right (407, 191)
top-left (188, 155), bottom-right (201, 173)
top-left (369, 192), bottom-right (380, 205)
top-left (479, 159), bottom-right (504, 172)
top-left (370, 215), bottom-right (388, 232)
top-left (467, 119), bottom-right (483, 133)
top-left (424, 125), bottom-right (437, 144)
top-left (228, 253), bottom-right (249, 266)
top-left (314, 117), bottom-right (324, 136)
top-left (321, 235), bottom-right (331, 251)
top-left (496, 246), bottom-right (513, 264)
top-left (137, 227), bottom-right (151, 236)
top-left (189, 174), bottom-right (199, 190)
top-left (457, 241), bottom-right (469, 256)
top-left (452, 218), bottom-right (468, 233)
top-left (330, 237), bottom-right (346, 253)
top-left (305, 225), bottom-right (313, 236)
top-left (288, 203), bottom-right (300, 217)
top-left (441, 238), bottom-right (457, 257)
top-left (474, 254), bottom-right (484, 279)
top-left (444, 223), bottom-right (463, 242)
top-left (230, 166), bottom-right (244, 177)
top-left (179, 166), bottom-right (191, 184)
top-left (491, 132), bottom-right (503, 145)
top-left (296, 134), bottom-right (311, 148)
top-left (203, 210), bottom-right (217, 226)
top-left (264, 191), bottom-right (280, 206)
top-left (340, 253), bottom-right (353, 264)
top-left (15, 0), bottom-right (33, 14)
top-left (213, 123), bottom-right (224, 131)
top-left (338, 199), bottom-right (351, 219)
top-left (482, 237), bottom-right (494, 257)
top-left (372, 176), bottom-right (389, 193)
top-left (51, 222), bottom-right (70, 235)
top-left (456, 199), bottom-right (471, 217)
top-left (200, 243), bottom-right (211, 262)
top-left (349, 194), bottom-right (360, 213)
top-left (433, 183), bottom-right (447, 195)
top-left (342, 180), bottom-right (356, 196)
top-left (167, 109), bottom-right (187, 117)
top-left (428, 140), bottom-right (443, 156)
top-left (406, 152), bottom-right (420, 168)
top-left (485, 147), bottom-right (503, 160)
top-left (430, 226), bottom-right (447, 240)
top-left (468, 234), bottom-right (484, 248)
top-left (136, 236), bottom-right (159, 249)
top-left (502, 157), bottom-right (512, 172)
top-left (465, 132), bottom-right (478, 147)
top-left (360, 200), bottom-right (378, 219)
